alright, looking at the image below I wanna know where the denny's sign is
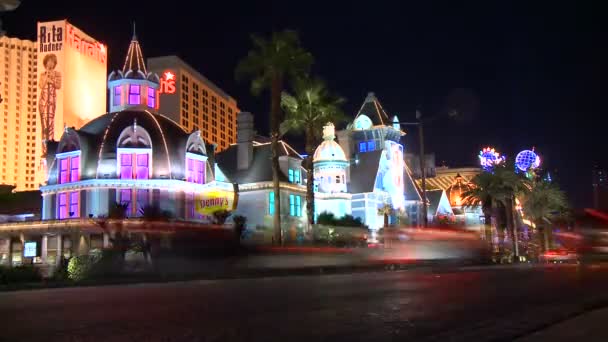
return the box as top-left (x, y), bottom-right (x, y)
top-left (195, 190), bottom-right (235, 215)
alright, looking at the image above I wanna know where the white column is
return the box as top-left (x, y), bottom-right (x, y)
top-left (103, 233), bottom-right (111, 248)
top-left (56, 234), bottom-right (62, 266)
top-left (41, 235), bottom-right (48, 264)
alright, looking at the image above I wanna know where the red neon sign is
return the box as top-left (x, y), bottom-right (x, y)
top-left (160, 70), bottom-right (176, 94)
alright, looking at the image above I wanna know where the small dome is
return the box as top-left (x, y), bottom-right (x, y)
top-left (108, 70), bottom-right (124, 81)
top-left (446, 174), bottom-right (472, 207)
top-left (313, 123), bottom-right (347, 162)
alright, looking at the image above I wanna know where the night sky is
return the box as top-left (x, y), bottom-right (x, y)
top-left (3, 1), bottom-right (606, 207)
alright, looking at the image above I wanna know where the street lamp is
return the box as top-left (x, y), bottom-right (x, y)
top-left (396, 110), bottom-right (428, 228)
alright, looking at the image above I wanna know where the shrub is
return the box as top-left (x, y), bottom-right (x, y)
top-left (317, 211), bottom-right (366, 228)
top-left (0, 265), bottom-right (41, 284)
top-left (67, 250), bottom-right (106, 281)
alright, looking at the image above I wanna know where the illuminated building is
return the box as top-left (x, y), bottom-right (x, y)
top-left (333, 92), bottom-right (424, 229)
top-left (0, 20), bottom-right (106, 192)
top-left (36, 20), bottom-right (107, 148)
top-left (313, 123), bottom-right (351, 220)
top-left (445, 173), bottom-right (483, 227)
top-left (0, 33), bottom-right (235, 268)
top-left (147, 55), bottom-right (240, 151)
top-left (0, 36), bottom-right (39, 191)
top-left (214, 112), bottom-right (307, 233)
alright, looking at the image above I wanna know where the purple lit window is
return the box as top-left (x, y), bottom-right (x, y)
top-left (113, 86), bottom-right (122, 106)
top-left (147, 87), bottom-right (155, 108)
top-left (186, 157), bottom-right (205, 184)
top-left (70, 156), bottom-right (80, 182)
top-left (136, 154), bottom-right (149, 179)
top-left (128, 84), bottom-right (141, 105)
top-left (136, 189), bottom-right (149, 217)
top-left (120, 154), bottom-right (133, 179)
top-left (186, 158), bottom-right (194, 182)
top-left (59, 158), bottom-right (69, 184)
top-left (197, 160), bottom-right (205, 184)
top-left (58, 193), bottom-right (67, 219)
top-left (69, 192), bottom-right (79, 218)
top-left (119, 189), bottom-right (132, 216)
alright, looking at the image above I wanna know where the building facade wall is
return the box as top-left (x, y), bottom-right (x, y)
top-left (148, 56), bottom-right (239, 152)
top-left (0, 36), bottom-right (40, 191)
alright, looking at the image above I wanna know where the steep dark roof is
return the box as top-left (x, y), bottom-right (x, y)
top-left (215, 140), bottom-right (301, 184)
top-left (122, 30), bottom-right (147, 75)
top-left (354, 92), bottom-right (390, 126)
top-left (47, 110), bottom-right (196, 184)
top-left (426, 189), bottom-right (445, 216)
top-left (404, 165), bottom-right (423, 201)
top-left (349, 150), bottom-right (383, 193)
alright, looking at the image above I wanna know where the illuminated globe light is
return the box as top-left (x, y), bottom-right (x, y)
top-left (515, 149), bottom-right (541, 172)
top-left (478, 147), bottom-right (505, 171)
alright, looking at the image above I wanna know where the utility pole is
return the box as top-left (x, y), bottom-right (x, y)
top-left (416, 110), bottom-right (428, 227)
top-left (397, 110), bottom-right (428, 227)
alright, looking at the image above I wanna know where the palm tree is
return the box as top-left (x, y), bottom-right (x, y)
top-left (236, 30), bottom-right (313, 245)
top-left (462, 172), bottom-right (496, 249)
top-left (280, 77), bottom-right (345, 226)
top-left (521, 181), bottom-right (568, 252)
top-left (490, 164), bottom-right (530, 260)
top-left (378, 203), bottom-right (394, 229)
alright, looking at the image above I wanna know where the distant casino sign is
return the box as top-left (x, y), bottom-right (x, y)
top-left (38, 22), bottom-right (106, 64)
top-left (38, 23), bottom-right (63, 53)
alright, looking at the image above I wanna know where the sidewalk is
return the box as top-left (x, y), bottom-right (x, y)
top-left (516, 307), bottom-right (608, 342)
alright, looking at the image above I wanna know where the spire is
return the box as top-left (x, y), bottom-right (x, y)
top-left (354, 91), bottom-right (390, 126)
top-left (122, 23), bottom-right (147, 75)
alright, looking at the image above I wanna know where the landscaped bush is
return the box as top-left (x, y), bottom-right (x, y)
top-left (67, 249), bottom-right (126, 281)
top-left (0, 265), bottom-right (41, 284)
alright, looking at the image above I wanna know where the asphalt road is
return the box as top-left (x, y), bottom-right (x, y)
top-left (1, 264), bottom-right (607, 342)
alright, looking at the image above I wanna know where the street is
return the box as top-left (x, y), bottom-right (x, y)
top-left (1, 265), bottom-right (608, 341)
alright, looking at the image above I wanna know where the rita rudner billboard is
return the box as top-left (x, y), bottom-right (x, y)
top-left (37, 20), bottom-right (107, 154)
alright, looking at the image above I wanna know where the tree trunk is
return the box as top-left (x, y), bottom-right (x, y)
top-left (483, 211), bottom-right (493, 250)
top-left (536, 222), bottom-right (546, 257)
top-left (543, 225), bottom-right (551, 252)
top-left (506, 197), bottom-right (519, 262)
top-left (270, 75), bottom-right (283, 245)
top-left (384, 213), bottom-right (389, 228)
top-left (305, 126), bottom-right (315, 226)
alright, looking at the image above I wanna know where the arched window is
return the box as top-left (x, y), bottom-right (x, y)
top-left (116, 121), bottom-right (152, 217)
top-left (56, 130), bottom-right (81, 185)
top-left (185, 133), bottom-right (207, 185)
top-left (116, 122), bottom-right (152, 180)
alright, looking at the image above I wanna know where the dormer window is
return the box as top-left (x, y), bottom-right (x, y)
top-left (119, 153), bottom-right (149, 179)
top-left (147, 87), bottom-right (156, 108)
top-left (185, 133), bottom-right (208, 185)
top-left (57, 151), bottom-right (80, 184)
top-left (128, 84), bottom-right (141, 105)
top-left (113, 85), bottom-right (122, 106)
top-left (186, 153), bottom-right (206, 184)
top-left (288, 168), bottom-right (301, 184)
top-left (117, 124), bottom-right (152, 179)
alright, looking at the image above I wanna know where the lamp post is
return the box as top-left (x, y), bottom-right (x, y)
top-left (396, 110), bottom-right (428, 227)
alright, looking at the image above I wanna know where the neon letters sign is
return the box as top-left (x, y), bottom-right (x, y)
top-left (160, 71), bottom-right (176, 94)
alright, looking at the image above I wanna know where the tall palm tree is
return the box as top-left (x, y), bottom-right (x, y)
top-left (521, 180), bottom-right (568, 252)
top-left (462, 172), bottom-right (496, 249)
top-left (236, 30), bottom-right (313, 245)
top-left (280, 77), bottom-right (345, 226)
